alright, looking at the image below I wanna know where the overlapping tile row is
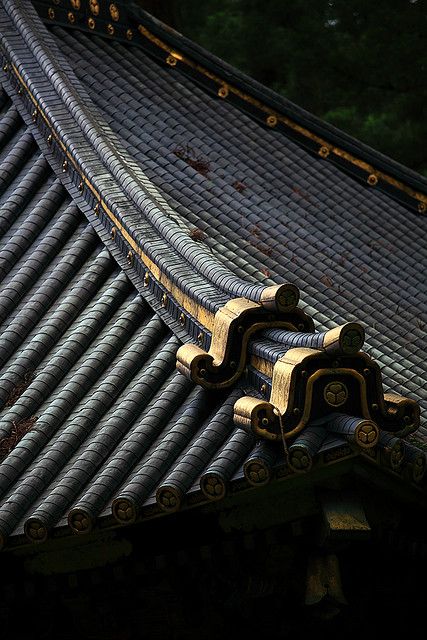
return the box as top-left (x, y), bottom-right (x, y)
top-left (0, 94), bottom-right (398, 549)
top-left (1, 97), bottom-right (422, 549)
top-left (34, 0), bottom-right (427, 214)
top-left (47, 25), bottom-right (426, 435)
top-left (0, 0), bottom-right (310, 377)
top-left (0, 2), bottom-right (425, 551)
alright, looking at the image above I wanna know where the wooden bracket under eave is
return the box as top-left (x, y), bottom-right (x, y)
top-left (317, 489), bottom-right (371, 547)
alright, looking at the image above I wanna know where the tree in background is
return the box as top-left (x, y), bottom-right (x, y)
top-left (140, 0), bottom-right (427, 176)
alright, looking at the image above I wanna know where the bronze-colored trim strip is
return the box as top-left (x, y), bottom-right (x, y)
top-left (10, 62), bottom-right (216, 331)
top-left (137, 25), bottom-right (427, 211)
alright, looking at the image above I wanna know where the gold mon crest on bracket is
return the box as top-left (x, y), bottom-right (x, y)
top-left (234, 348), bottom-right (420, 442)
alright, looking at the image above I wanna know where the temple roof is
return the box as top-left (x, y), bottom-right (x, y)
top-left (0, 0), bottom-right (426, 550)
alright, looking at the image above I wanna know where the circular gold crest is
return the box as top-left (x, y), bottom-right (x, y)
top-left (324, 381), bottom-right (348, 407)
top-left (218, 85), bottom-right (229, 99)
top-left (266, 114), bottom-right (277, 127)
top-left (341, 326), bottom-right (364, 354)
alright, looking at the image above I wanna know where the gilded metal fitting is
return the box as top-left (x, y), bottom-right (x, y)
top-left (323, 381), bottom-right (348, 408)
top-left (218, 85), bottom-right (229, 99)
top-left (32, 109), bottom-right (37, 122)
top-left (412, 453), bottom-right (426, 484)
top-left (47, 133), bottom-right (52, 145)
top-left (127, 250), bottom-right (134, 266)
top-left (156, 487), bottom-right (181, 512)
top-left (48, 7), bottom-right (55, 19)
top-left (244, 460), bottom-right (271, 486)
top-left (354, 419), bottom-right (379, 448)
top-left (161, 293), bottom-right (168, 307)
top-left (25, 519), bottom-right (48, 543)
top-left (260, 283), bottom-right (299, 313)
top-left (166, 55), bottom-right (177, 66)
top-left (67, 11), bottom-right (75, 23)
top-left (318, 146), bottom-right (330, 158)
top-left (126, 29), bottom-right (133, 40)
top-left (266, 115), bottom-right (277, 127)
top-left (418, 202), bottom-right (426, 214)
top-left (143, 271), bottom-right (149, 287)
top-left (93, 202), bottom-right (100, 216)
top-left (89, 0), bottom-right (99, 15)
top-left (88, 17), bottom-right (96, 29)
top-left (367, 174), bottom-right (378, 186)
top-left (62, 159), bottom-right (68, 172)
top-left (112, 498), bottom-right (137, 524)
top-left (288, 447), bottom-right (312, 473)
top-left (110, 227), bottom-right (116, 240)
top-left (2, 63), bottom-right (8, 72)
top-left (107, 23), bottom-right (114, 36)
top-left (176, 295), bottom-right (310, 390)
top-left (179, 313), bottom-right (185, 327)
top-left (109, 3), bottom-right (119, 21)
top-left (383, 392), bottom-right (420, 436)
top-left (200, 474), bottom-right (226, 500)
top-left (68, 510), bottom-right (92, 534)
top-left (323, 323), bottom-right (365, 355)
top-left (71, 0), bottom-right (81, 9)
top-left (386, 439), bottom-right (405, 471)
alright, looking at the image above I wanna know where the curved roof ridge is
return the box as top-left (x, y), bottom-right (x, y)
top-left (1, 0), bottom-right (297, 314)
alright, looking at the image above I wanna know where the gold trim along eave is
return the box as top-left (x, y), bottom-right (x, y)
top-left (7, 62), bottom-right (217, 332)
top-left (137, 25), bottom-right (427, 212)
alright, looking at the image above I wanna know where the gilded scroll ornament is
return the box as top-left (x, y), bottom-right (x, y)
top-left (234, 347), bottom-right (419, 444)
top-left (176, 286), bottom-right (312, 390)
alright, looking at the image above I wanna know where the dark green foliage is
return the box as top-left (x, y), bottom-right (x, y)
top-left (144, 0), bottom-right (427, 175)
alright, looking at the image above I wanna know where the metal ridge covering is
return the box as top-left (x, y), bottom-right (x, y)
top-left (33, 0), bottom-right (427, 215)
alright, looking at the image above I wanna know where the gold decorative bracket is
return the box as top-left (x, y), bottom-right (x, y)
top-left (234, 348), bottom-right (420, 442)
top-left (176, 285), bottom-right (313, 390)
